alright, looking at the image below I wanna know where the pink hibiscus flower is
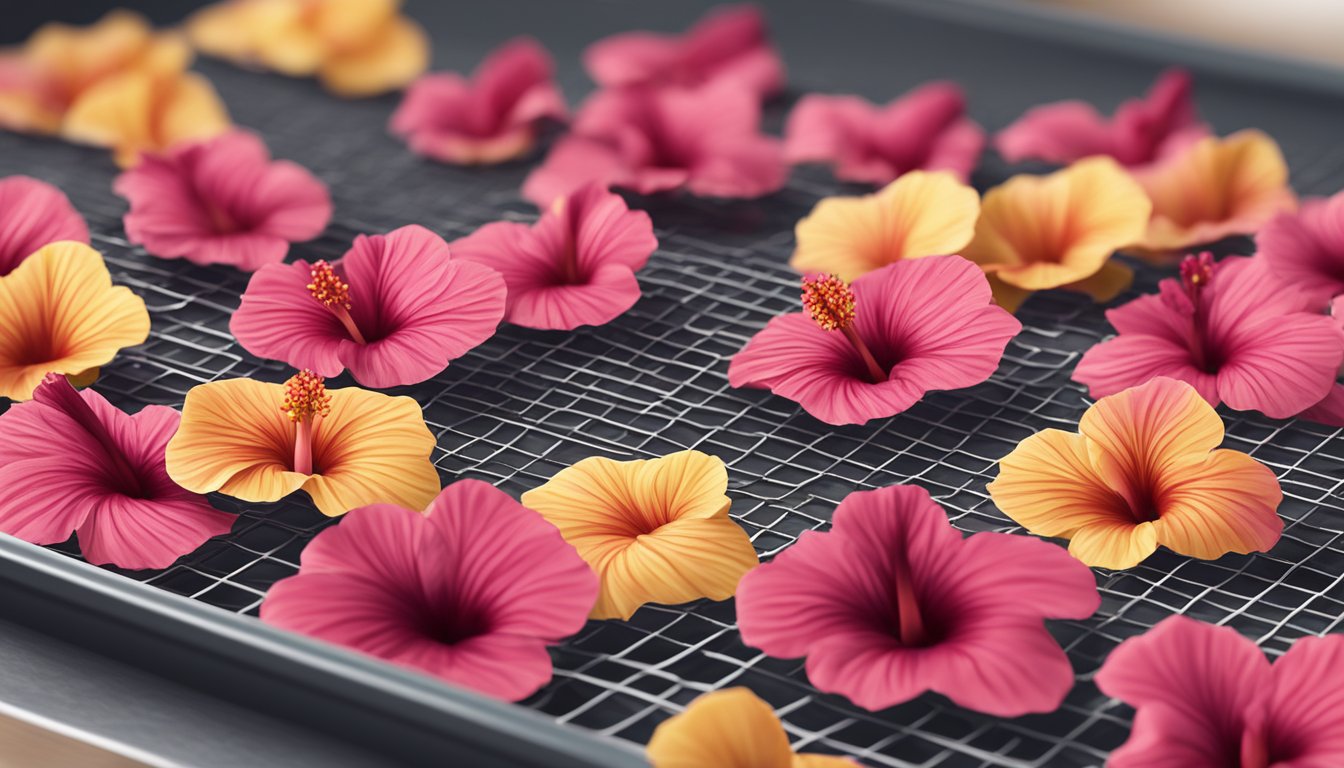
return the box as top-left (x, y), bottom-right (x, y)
top-left (1097, 615), bottom-right (1344, 767)
top-left (0, 175), bottom-right (88, 276)
top-left (260, 479), bottom-right (598, 701)
top-left (727, 256), bottom-right (1021, 426)
top-left (230, 224), bottom-right (506, 389)
top-left (736, 484), bottom-right (1099, 716)
top-left (521, 79), bottom-right (786, 206)
top-left (583, 4), bottom-right (783, 100)
top-left (1255, 190), bottom-right (1344, 308)
top-left (114, 129), bottom-right (331, 271)
top-left (0, 374), bottom-right (234, 569)
top-left (1074, 253), bottom-right (1344, 418)
top-left (995, 68), bottom-right (1209, 169)
top-left (784, 82), bottom-right (985, 185)
top-left (389, 37), bottom-right (567, 165)
top-left (451, 182), bottom-right (657, 330)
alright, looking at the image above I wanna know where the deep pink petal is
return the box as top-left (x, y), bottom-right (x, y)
top-left (558, 181), bottom-right (658, 274)
top-left (0, 456), bottom-right (100, 544)
top-left (0, 175), bottom-right (89, 276)
top-left (994, 100), bottom-right (1115, 165)
top-left (297, 502), bottom-right (424, 585)
top-left (1300, 384), bottom-right (1344, 427)
top-left (417, 479), bottom-right (597, 640)
top-left (115, 130), bottom-right (329, 271)
top-left (1256, 193), bottom-right (1344, 307)
top-left (522, 135), bottom-right (627, 206)
top-left (855, 256), bottom-right (1021, 397)
top-left (783, 94), bottom-right (873, 166)
top-left (922, 118), bottom-right (985, 182)
top-left (1074, 334), bottom-right (1220, 405)
top-left (474, 37), bottom-right (567, 127)
top-left (1259, 634), bottom-right (1344, 765)
top-left (336, 225), bottom-right (505, 387)
top-left (952, 533), bottom-right (1099, 620)
top-left (583, 4), bottom-right (782, 98)
top-left (1216, 312), bottom-right (1344, 418)
top-left (230, 260), bottom-right (348, 377)
top-left (1095, 616), bottom-right (1269, 768)
top-left (505, 265), bottom-right (642, 330)
top-left (1110, 69), bottom-right (1206, 165)
top-left (393, 632), bottom-right (557, 702)
top-left (685, 134), bottom-right (787, 198)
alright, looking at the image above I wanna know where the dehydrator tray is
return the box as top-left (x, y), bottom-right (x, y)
top-left (3, 1), bottom-right (1344, 766)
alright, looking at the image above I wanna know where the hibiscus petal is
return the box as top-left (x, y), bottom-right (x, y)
top-left (1259, 634), bottom-right (1344, 765)
top-left (295, 502), bottom-right (422, 584)
top-left (0, 176), bottom-right (88, 276)
top-left (790, 171), bottom-right (979, 281)
top-left (1095, 616), bottom-right (1269, 768)
top-left (1073, 334), bottom-right (1219, 405)
top-left (929, 620), bottom-right (1079, 717)
top-left (989, 428), bottom-right (1134, 540)
top-left (645, 688), bottom-right (795, 768)
top-left (166, 378), bottom-right (308, 503)
top-left (1068, 519), bottom-right (1160, 570)
top-left (303, 386), bottom-right (440, 516)
top-left (474, 37), bottom-right (567, 127)
top-left (521, 134), bottom-right (629, 206)
top-left (1299, 383), bottom-right (1344, 427)
top-left (230, 260), bottom-right (348, 377)
top-left (418, 479), bottom-right (597, 639)
top-left (1216, 311), bottom-right (1343, 418)
top-left (1255, 193), bottom-right (1344, 306)
top-left (0, 241), bottom-right (150, 400)
top-left (261, 571), bottom-right (432, 668)
top-left (318, 16), bottom-right (429, 98)
top-left (995, 100), bottom-right (1115, 165)
top-left (1154, 450), bottom-right (1282, 560)
top-left (953, 533), bottom-right (1100, 619)
top-left (0, 456), bottom-right (100, 544)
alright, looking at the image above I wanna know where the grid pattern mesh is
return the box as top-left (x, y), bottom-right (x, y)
top-left (4, 2), bottom-right (1344, 765)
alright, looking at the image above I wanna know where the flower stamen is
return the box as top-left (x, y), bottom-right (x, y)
top-left (1179, 252), bottom-right (1218, 373)
top-left (801, 274), bottom-right (886, 384)
top-left (281, 369), bottom-right (330, 475)
top-left (308, 261), bottom-right (367, 345)
top-left (551, 196), bottom-right (579, 285)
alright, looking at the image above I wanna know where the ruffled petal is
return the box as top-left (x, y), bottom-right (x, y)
top-left (302, 386), bottom-right (440, 516)
top-left (0, 176), bottom-right (88, 276)
top-left (165, 378), bottom-right (307, 502)
top-left (0, 241), bottom-right (150, 400)
top-left (318, 16), bottom-right (429, 97)
top-left (1095, 616), bottom-right (1269, 768)
top-left (230, 260), bottom-right (348, 377)
top-left (989, 428), bottom-right (1133, 537)
top-left (995, 100), bottom-right (1114, 165)
top-left (790, 171), bottom-right (979, 281)
top-left (1153, 450), bottom-right (1282, 560)
top-left (1259, 634), bottom-right (1344, 764)
top-left (646, 688), bottom-right (794, 768)
top-left (1255, 193), bottom-right (1344, 306)
top-left (0, 455), bottom-right (100, 544)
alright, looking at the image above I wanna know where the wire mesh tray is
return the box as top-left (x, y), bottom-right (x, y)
top-left (3, 1), bottom-right (1344, 766)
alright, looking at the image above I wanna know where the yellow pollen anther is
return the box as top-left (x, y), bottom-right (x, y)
top-left (307, 260), bottom-right (350, 309)
top-left (801, 274), bottom-right (857, 331)
top-left (281, 369), bottom-right (331, 423)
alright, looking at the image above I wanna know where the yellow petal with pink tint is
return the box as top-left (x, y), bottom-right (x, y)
top-left (791, 170), bottom-right (979, 282)
top-left (1068, 519), bottom-right (1159, 570)
top-left (988, 429), bottom-right (1132, 540)
top-left (311, 0), bottom-right (400, 51)
top-left (1079, 377), bottom-right (1225, 497)
top-left (25, 10), bottom-right (155, 98)
top-left (0, 241), bottom-right (149, 400)
top-left (522, 450), bottom-right (758, 620)
top-left (1137, 130), bottom-right (1296, 252)
top-left (964, 157), bottom-right (1151, 292)
top-left (302, 386), bottom-right (440, 517)
top-left (253, 5), bottom-right (329, 77)
top-left (166, 378), bottom-right (308, 502)
top-left (1153, 450), bottom-right (1283, 560)
top-left (646, 688), bottom-right (795, 768)
top-left (319, 16), bottom-right (429, 97)
top-left (62, 70), bottom-right (230, 167)
top-left (167, 379), bottom-right (439, 517)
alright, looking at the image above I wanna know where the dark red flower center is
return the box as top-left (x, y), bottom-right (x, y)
top-left (800, 274), bottom-right (888, 384)
top-left (414, 599), bottom-right (494, 646)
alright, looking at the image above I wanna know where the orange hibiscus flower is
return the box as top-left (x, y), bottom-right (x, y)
top-left (166, 372), bottom-right (439, 517)
top-left (789, 170), bottom-right (979, 282)
top-left (188, 0), bottom-right (429, 97)
top-left (0, 241), bottom-right (149, 400)
top-left (647, 688), bottom-right (856, 768)
top-left (521, 450), bottom-right (758, 620)
top-left (962, 157), bottom-right (1152, 312)
top-left (988, 377), bottom-right (1282, 569)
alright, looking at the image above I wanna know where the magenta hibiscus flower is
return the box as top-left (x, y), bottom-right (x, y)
top-left (230, 224), bottom-right (506, 389)
top-left (1097, 616), bottom-right (1344, 767)
top-left (389, 37), bottom-right (567, 165)
top-left (114, 129), bottom-right (331, 271)
top-left (0, 374), bottom-right (234, 569)
top-left (583, 4), bottom-right (783, 100)
top-left (521, 79), bottom-right (786, 206)
top-left (736, 485), bottom-right (1099, 716)
top-left (260, 479), bottom-right (598, 701)
top-left (996, 68), bottom-right (1209, 169)
top-left (1074, 254), bottom-right (1344, 418)
top-left (451, 182), bottom-right (657, 330)
top-left (1255, 189), bottom-right (1344, 308)
top-left (784, 82), bottom-right (985, 185)
top-left (0, 175), bottom-right (88, 275)
top-left (728, 256), bottom-right (1020, 426)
